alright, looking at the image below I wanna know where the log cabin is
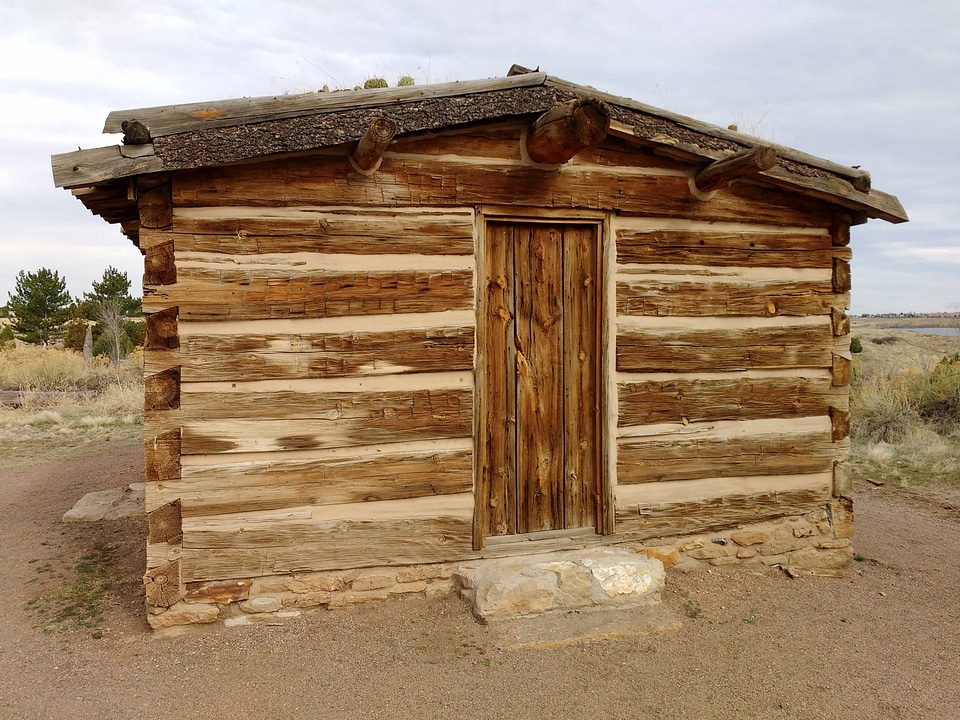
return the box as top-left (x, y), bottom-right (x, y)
top-left (52, 66), bottom-right (907, 628)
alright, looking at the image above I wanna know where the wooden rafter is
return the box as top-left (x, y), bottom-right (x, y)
top-left (524, 98), bottom-right (610, 165)
top-left (694, 146), bottom-right (778, 193)
top-left (351, 116), bottom-right (398, 173)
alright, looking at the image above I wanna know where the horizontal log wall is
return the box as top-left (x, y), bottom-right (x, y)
top-left (140, 126), bottom-right (852, 587)
top-left (612, 214), bottom-right (852, 531)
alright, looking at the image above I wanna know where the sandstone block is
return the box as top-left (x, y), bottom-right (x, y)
top-left (816, 539), bottom-right (851, 549)
top-left (736, 547), bottom-right (757, 559)
top-left (639, 546), bottom-right (679, 568)
top-left (389, 581), bottom-right (428, 595)
top-left (829, 498), bottom-right (854, 539)
top-left (687, 544), bottom-right (736, 560)
top-left (337, 589), bottom-right (391, 607)
top-left (396, 564), bottom-right (453, 583)
top-left (289, 591), bottom-right (332, 609)
top-left (285, 573), bottom-right (346, 594)
top-left (709, 556), bottom-right (739, 566)
top-left (148, 601), bottom-right (219, 629)
top-left (184, 579), bottom-right (251, 604)
top-left (788, 546), bottom-right (853, 576)
top-left (425, 579), bottom-right (456, 597)
top-left (240, 596), bottom-right (281, 614)
top-left (758, 537), bottom-right (807, 556)
top-left (730, 531), bottom-right (771, 547)
top-left (351, 572), bottom-right (396, 591)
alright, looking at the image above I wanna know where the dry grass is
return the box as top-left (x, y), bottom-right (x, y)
top-left (849, 323), bottom-right (960, 488)
top-left (0, 346), bottom-right (143, 467)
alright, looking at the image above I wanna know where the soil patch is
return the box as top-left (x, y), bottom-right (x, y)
top-left (1, 438), bottom-right (959, 719)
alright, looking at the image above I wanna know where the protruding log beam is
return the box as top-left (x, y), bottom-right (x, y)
top-left (145, 428), bottom-right (181, 483)
top-left (832, 258), bottom-right (852, 293)
top-left (137, 178), bottom-right (172, 229)
top-left (144, 240), bottom-right (176, 286)
top-left (148, 499), bottom-right (183, 544)
top-left (144, 559), bottom-right (181, 608)
top-left (694, 146), bottom-right (778, 193)
top-left (830, 406), bottom-right (850, 442)
top-left (145, 367), bottom-right (181, 411)
top-left (351, 116), bottom-right (398, 173)
top-left (524, 98), bottom-right (610, 164)
top-left (831, 307), bottom-right (850, 337)
top-left (832, 353), bottom-right (852, 387)
top-left (146, 306), bottom-right (179, 350)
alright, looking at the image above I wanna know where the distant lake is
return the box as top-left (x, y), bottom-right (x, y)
top-left (887, 327), bottom-right (958, 336)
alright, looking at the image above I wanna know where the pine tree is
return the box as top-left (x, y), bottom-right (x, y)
top-left (82, 266), bottom-right (141, 317)
top-left (6, 268), bottom-right (72, 345)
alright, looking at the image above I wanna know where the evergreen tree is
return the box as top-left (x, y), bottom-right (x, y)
top-left (82, 266), bottom-right (141, 317)
top-left (6, 268), bottom-right (72, 345)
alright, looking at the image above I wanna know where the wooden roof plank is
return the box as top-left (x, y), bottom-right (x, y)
top-left (546, 76), bottom-right (874, 188)
top-left (102, 73), bottom-right (549, 138)
top-left (51, 145), bottom-right (163, 188)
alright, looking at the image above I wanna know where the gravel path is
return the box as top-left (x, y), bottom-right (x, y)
top-left (1, 438), bottom-right (958, 720)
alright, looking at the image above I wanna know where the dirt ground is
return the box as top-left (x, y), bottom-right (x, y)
top-left (2, 438), bottom-right (960, 720)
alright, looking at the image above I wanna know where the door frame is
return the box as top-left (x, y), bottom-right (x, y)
top-left (473, 207), bottom-right (615, 550)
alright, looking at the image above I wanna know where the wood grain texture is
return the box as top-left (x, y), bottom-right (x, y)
top-left (618, 375), bottom-right (834, 427)
top-left (479, 222), bottom-right (518, 538)
top-left (145, 428), bottom-right (181, 483)
top-left (143, 267), bottom-right (474, 320)
top-left (515, 224), bottom-right (565, 532)
top-left (616, 277), bottom-right (837, 318)
top-left (138, 179), bottom-right (173, 229)
top-left (145, 367), bottom-right (181, 411)
top-left (145, 306), bottom-right (179, 350)
top-left (171, 155), bottom-right (835, 227)
top-left (616, 229), bottom-right (832, 268)
top-left (180, 388), bottom-right (473, 454)
top-left (617, 425), bottom-right (835, 484)
top-left (562, 224), bottom-right (599, 529)
top-left (178, 326), bottom-right (474, 382)
top-left (615, 486), bottom-right (830, 541)
top-left (148, 499), bottom-right (183, 544)
top-left (171, 211), bottom-right (475, 256)
top-left (616, 323), bottom-right (833, 373)
top-left (144, 240), bottom-right (176, 285)
top-left (180, 515), bottom-right (473, 582)
top-left (157, 448), bottom-right (472, 516)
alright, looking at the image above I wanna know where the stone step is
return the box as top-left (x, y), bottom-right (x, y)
top-left (455, 547), bottom-right (666, 621)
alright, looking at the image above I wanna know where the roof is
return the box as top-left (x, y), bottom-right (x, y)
top-left (51, 68), bottom-right (907, 225)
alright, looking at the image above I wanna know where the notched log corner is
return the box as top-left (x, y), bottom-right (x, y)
top-left (146, 306), bottom-right (179, 350)
top-left (144, 559), bottom-right (181, 608)
top-left (148, 499), bottom-right (183, 544)
top-left (145, 367), bottom-right (181, 410)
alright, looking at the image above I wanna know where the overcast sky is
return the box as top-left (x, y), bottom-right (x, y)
top-left (1, 0), bottom-right (957, 314)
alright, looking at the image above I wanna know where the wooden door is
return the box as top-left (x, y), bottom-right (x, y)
top-left (479, 221), bottom-right (601, 541)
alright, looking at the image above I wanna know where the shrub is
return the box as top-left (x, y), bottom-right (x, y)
top-left (850, 337), bottom-right (863, 353)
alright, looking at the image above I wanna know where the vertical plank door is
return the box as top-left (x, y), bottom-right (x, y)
top-left (479, 221), bottom-right (600, 542)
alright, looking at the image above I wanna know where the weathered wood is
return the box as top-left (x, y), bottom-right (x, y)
top-left (138, 179), bottom-right (173, 229)
top-left (144, 559), bottom-right (181, 607)
top-left (148, 499), bottom-right (183, 544)
top-left (145, 367), bottom-right (180, 411)
top-left (159, 448), bottom-right (473, 516)
top-left (51, 145), bottom-right (163, 188)
top-left (171, 155), bottom-right (836, 228)
top-left (831, 307), bottom-right (850, 337)
top-left (143, 240), bottom-right (176, 286)
top-left (616, 229), bottom-right (833, 268)
top-left (617, 324), bottom-right (832, 373)
top-left (179, 326), bottom-right (474, 382)
top-left (833, 460), bottom-right (853, 498)
top-left (143, 267), bottom-right (474, 320)
top-left (145, 306), bottom-right (179, 350)
top-left (145, 428), bottom-right (181, 483)
top-left (615, 486), bottom-right (830, 541)
top-left (103, 72), bottom-right (549, 136)
top-left (616, 277), bottom-right (836, 318)
top-left (183, 579), bottom-right (251, 604)
top-left (180, 388), bottom-right (472, 454)
top-left (515, 224), bottom-right (565, 532)
top-left (387, 123), bottom-right (523, 161)
top-left (352, 116), bottom-right (398, 172)
top-left (832, 257), bottom-right (852, 293)
top-left (170, 211), bottom-right (475, 255)
top-left (617, 426), bottom-right (835, 484)
top-left (479, 222), bottom-right (518, 540)
top-left (563, 225), bottom-right (600, 530)
top-left (180, 515), bottom-right (473, 582)
top-left (618, 375), bottom-right (834, 427)
top-left (832, 353), bottom-right (852, 387)
top-left (694, 146), bottom-right (777, 193)
top-left (831, 218), bottom-right (851, 247)
top-left (830, 406), bottom-right (850, 441)
top-left (525, 98), bottom-right (610, 164)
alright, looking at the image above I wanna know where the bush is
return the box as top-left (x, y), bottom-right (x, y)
top-left (850, 337), bottom-right (863, 353)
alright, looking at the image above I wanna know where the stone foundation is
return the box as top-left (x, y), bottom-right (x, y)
top-left (148, 500), bottom-right (853, 630)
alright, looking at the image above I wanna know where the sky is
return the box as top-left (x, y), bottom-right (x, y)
top-left (1, 0), bottom-right (957, 315)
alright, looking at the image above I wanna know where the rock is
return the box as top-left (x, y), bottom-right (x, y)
top-left (184, 579), bottom-right (251, 604)
top-left (284, 573), bottom-right (345, 594)
top-left (788, 546), bottom-right (853, 577)
top-left (828, 498), bottom-right (854, 539)
top-left (62, 483), bottom-right (145, 522)
top-left (389, 581), bottom-right (428, 595)
top-left (457, 549), bottom-right (664, 621)
top-left (736, 547), bottom-right (757, 559)
top-left (351, 572), bottom-right (396, 591)
top-left (639, 545), bottom-right (680, 569)
top-left (757, 537), bottom-right (807, 556)
top-left (730, 531), bottom-right (771, 547)
top-left (396, 565), bottom-right (453, 583)
top-left (687, 544), bottom-right (736, 560)
top-left (239, 596), bottom-right (281, 613)
top-left (147, 601), bottom-right (219, 629)
top-left (709, 556), bottom-right (739, 566)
